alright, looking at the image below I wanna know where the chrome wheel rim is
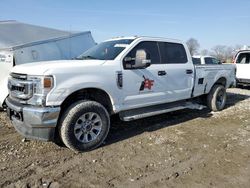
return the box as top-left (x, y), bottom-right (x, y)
top-left (74, 112), bottom-right (102, 143)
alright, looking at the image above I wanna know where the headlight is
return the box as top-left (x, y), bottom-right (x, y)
top-left (27, 75), bottom-right (54, 106)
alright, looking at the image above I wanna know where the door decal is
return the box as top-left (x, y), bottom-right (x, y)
top-left (140, 75), bottom-right (154, 91)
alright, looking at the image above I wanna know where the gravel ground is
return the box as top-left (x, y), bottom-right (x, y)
top-left (0, 88), bottom-right (250, 188)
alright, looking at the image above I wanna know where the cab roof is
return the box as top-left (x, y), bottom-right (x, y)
top-left (104, 36), bottom-right (183, 43)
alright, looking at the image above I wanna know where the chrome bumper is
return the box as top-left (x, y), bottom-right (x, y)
top-left (237, 78), bottom-right (250, 85)
top-left (6, 97), bottom-right (60, 141)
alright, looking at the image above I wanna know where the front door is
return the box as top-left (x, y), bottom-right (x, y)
top-left (122, 41), bottom-right (168, 110)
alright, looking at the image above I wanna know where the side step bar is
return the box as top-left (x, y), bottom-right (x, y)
top-left (119, 101), bottom-right (206, 121)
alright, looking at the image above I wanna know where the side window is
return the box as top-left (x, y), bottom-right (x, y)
top-left (192, 57), bottom-right (201, 65)
top-left (159, 42), bottom-right (188, 64)
top-left (204, 57), bottom-right (213, 64)
top-left (211, 58), bottom-right (221, 64)
top-left (125, 41), bottom-right (160, 64)
top-left (237, 53), bottom-right (250, 64)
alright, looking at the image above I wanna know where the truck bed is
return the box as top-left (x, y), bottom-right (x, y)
top-left (192, 64), bottom-right (236, 97)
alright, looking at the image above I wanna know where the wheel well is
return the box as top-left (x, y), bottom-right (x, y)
top-left (214, 77), bottom-right (227, 87)
top-left (60, 88), bottom-right (113, 115)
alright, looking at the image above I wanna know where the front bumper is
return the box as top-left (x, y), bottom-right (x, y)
top-left (237, 78), bottom-right (250, 85)
top-left (6, 97), bottom-right (60, 141)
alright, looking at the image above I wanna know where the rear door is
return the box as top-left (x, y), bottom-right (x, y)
top-left (158, 42), bottom-right (194, 101)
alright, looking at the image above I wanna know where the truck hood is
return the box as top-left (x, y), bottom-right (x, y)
top-left (11, 60), bottom-right (106, 75)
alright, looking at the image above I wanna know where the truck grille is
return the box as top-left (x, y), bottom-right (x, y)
top-left (10, 73), bottom-right (27, 80)
top-left (11, 85), bottom-right (25, 93)
top-left (8, 73), bottom-right (33, 100)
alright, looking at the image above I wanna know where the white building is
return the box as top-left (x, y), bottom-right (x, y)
top-left (0, 20), bottom-right (96, 108)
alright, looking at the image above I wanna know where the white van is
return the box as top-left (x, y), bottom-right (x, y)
top-left (233, 47), bottom-right (250, 86)
top-left (0, 21), bottom-right (96, 108)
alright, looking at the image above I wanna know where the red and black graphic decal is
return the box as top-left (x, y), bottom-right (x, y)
top-left (140, 75), bottom-right (154, 91)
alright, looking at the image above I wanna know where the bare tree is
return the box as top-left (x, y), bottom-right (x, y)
top-left (201, 49), bottom-right (210, 56)
top-left (186, 38), bottom-right (200, 56)
top-left (211, 45), bottom-right (234, 62)
top-left (211, 45), bottom-right (226, 60)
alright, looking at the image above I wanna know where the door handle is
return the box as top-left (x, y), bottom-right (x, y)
top-left (186, 69), bottom-right (193, 74)
top-left (158, 70), bottom-right (166, 76)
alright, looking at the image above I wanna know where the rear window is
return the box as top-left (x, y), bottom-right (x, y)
top-left (204, 58), bottom-right (213, 64)
top-left (236, 53), bottom-right (250, 64)
top-left (192, 57), bottom-right (201, 65)
top-left (159, 42), bottom-right (188, 64)
top-left (204, 57), bottom-right (221, 64)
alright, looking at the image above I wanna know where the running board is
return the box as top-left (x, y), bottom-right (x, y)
top-left (119, 101), bottom-right (206, 121)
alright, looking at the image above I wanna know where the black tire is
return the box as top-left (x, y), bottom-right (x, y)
top-left (207, 84), bottom-right (227, 112)
top-left (59, 101), bottom-right (110, 152)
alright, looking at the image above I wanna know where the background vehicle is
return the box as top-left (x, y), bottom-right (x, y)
top-left (0, 20), bottom-right (96, 108)
top-left (192, 55), bottom-right (222, 65)
top-left (6, 36), bottom-right (236, 152)
top-left (233, 46), bottom-right (250, 86)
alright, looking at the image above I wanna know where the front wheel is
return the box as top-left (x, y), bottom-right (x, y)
top-left (207, 84), bottom-right (227, 112)
top-left (59, 101), bottom-right (110, 152)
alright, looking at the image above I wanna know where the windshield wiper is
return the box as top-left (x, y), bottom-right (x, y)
top-left (75, 55), bottom-right (97, 60)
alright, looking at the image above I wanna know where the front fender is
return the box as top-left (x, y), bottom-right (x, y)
top-left (46, 74), bottom-right (120, 112)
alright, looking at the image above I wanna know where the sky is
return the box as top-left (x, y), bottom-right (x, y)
top-left (1, 0), bottom-right (250, 50)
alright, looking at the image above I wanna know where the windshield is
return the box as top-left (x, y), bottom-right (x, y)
top-left (77, 39), bottom-right (134, 60)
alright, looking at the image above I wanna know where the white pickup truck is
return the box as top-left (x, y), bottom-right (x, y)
top-left (6, 36), bottom-right (236, 152)
top-left (192, 55), bottom-right (222, 65)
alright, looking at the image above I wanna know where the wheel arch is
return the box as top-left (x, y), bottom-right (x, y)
top-left (60, 88), bottom-right (114, 115)
top-left (206, 77), bottom-right (227, 94)
top-left (214, 77), bottom-right (227, 87)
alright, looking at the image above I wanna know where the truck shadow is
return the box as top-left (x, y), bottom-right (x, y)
top-left (236, 85), bottom-right (250, 90)
top-left (104, 92), bottom-right (249, 147)
top-left (225, 91), bottom-right (250, 109)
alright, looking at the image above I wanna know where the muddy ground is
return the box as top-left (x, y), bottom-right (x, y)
top-left (0, 88), bottom-right (250, 188)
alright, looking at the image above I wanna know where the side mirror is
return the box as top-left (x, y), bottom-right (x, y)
top-left (134, 49), bottom-right (151, 68)
top-left (123, 49), bottom-right (151, 69)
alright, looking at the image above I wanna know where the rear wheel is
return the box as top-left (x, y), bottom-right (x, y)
top-left (207, 84), bottom-right (227, 112)
top-left (59, 101), bottom-right (110, 152)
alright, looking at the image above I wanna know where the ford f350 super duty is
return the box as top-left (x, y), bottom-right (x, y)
top-left (6, 36), bottom-right (236, 152)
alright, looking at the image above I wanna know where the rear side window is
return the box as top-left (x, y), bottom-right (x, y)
top-left (204, 57), bottom-right (213, 64)
top-left (192, 57), bottom-right (201, 65)
top-left (236, 53), bottom-right (250, 64)
top-left (125, 41), bottom-right (161, 64)
top-left (159, 42), bottom-right (188, 64)
top-left (204, 57), bottom-right (221, 64)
